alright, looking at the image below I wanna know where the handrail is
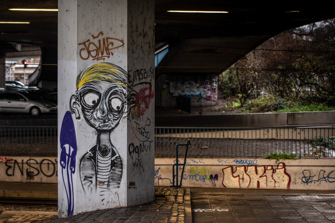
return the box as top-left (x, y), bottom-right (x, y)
top-left (172, 139), bottom-right (191, 188)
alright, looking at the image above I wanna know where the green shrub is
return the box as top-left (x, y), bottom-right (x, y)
top-left (265, 153), bottom-right (300, 161)
top-left (225, 98), bottom-right (241, 109)
top-left (244, 94), bottom-right (282, 113)
top-left (309, 137), bottom-right (335, 150)
top-left (277, 103), bottom-right (333, 112)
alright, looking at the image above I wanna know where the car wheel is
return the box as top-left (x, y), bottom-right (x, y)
top-left (30, 107), bottom-right (40, 116)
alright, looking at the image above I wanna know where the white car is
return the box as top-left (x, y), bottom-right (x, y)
top-left (0, 92), bottom-right (57, 116)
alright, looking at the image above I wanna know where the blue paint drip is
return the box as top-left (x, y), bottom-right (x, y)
top-left (60, 111), bottom-right (77, 216)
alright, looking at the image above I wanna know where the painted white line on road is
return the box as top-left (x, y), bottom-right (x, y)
top-left (193, 208), bottom-right (229, 212)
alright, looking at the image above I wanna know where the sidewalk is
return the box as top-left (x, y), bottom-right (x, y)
top-left (1, 182), bottom-right (335, 222)
top-left (0, 182), bottom-right (192, 223)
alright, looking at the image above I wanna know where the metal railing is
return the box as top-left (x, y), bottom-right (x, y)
top-left (0, 126), bottom-right (57, 157)
top-left (155, 126), bottom-right (335, 159)
top-left (0, 126), bottom-right (334, 158)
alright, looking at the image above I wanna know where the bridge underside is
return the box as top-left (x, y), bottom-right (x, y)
top-left (0, 1), bottom-right (335, 107)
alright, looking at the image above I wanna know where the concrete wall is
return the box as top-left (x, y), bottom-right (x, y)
top-left (156, 111), bottom-right (335, 127)
top-left (58, 0), bottom-right (155, 217)
top-left (155, 158), bottom-right (335, 190)
top-left (0, 156), bottom-right (57, 183)
top-left (2, 156), bottom-right (334, 191)
top-left (288, 111), bottom-right (335, 126)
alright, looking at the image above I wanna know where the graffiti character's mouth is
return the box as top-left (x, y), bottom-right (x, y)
top-left (98, 123), bottom-right (113, 129)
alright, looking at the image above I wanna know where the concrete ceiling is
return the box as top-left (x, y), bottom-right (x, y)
top-left (1, 0), bottom-right (335, 75)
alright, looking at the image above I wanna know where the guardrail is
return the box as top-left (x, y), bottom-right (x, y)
top-left (0, 126), bottom-right (334, 158)
top-left (0, 126), bottom-right (57, 157)
top-left (155, 126), bottom-right (335, 158)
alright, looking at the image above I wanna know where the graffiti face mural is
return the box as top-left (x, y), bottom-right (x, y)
top-left (69, 62), bottom-right (126, 195)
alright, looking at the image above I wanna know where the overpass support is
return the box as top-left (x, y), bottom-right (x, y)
top-left (58, 0), bottom-right (155, 217)
top-left (0, 56), bottom-right (5, 88)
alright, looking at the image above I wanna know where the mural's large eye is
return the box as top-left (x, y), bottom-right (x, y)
top-left (83, 92), bottom-right (100, 108)
top-left (110, 96), bottom-right (123, 112)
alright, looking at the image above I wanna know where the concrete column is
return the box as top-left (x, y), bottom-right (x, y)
top-left (58, 0), bottom-right (155, 217)
top-left (0, 56), bottom-right (5, 88)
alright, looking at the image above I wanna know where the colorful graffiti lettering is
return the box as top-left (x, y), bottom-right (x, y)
top-left (183, 174), bottom-right (207, 182)
top-left (222, 162), bottom-right (291, 189)
top-left (189, 167), bottom-right (209, 176)
top-left (301, 169), bottom-right (335, 185)
top-left (78, 32), bottom-right (124, 61)
top-left (166, 78), bottom-right (217, 102)
top-left (132, 86), bottom-right (154, 118)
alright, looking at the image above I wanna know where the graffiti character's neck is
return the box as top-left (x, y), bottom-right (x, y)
top-left (96, 131), bottom-right (112, 157)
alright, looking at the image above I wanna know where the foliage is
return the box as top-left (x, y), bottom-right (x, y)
top-left (307, 137), bottom-right (335, 158)
top-left (309, 137), bottom-right (335, 150)
top-left (226, 98), bottom-right (241, 108)
top-left (265, 152), bottom-right (300, 161)
top-left (218, 18), bottom-right (335, 107)
top-left (277, 103), bottom-right (333, 112)
top-left (217, 71), bottom-right (239, 98)
top-left (219, 56), bottom-right (262, 106)
top-left (243, 94), bottom-right (287, 113)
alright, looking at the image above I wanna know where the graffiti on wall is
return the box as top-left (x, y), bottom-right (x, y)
top-left (128, 68), bottom-right (154, 87)
top-left (222, 162), bottom-right (291, 189)
top-left (4, 158), bottom-right (57, 178)
top-left (60, 111), bottom-right (78, 216)
top-left (154, 167), bottom-right (172, 186)
top-left (0, 157), bottom-right (13, 163)
top-left (127, 67), bottom-right (154, 174)
top-left (184, 166), bottom-right (218, 187)
top-left (78, 32), bottom-right (124, 61)
top-left (164, 78), bottom-right (217, 102)
top-left (72, 28), bottom-right (154, 207)
top-left (217, 159), bottom-right (258, 166)
top-left (301, 169), bottom-right (335, 185)
top-left (69, 62), bottom-right (125, 197)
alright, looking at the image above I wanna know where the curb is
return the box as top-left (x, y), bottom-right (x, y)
top-left (0, 182), bottom-right (58, 200)
top-left (184, 188), bottom-right (192, 223)
top-left (1, 190), bottom-right (58, 199)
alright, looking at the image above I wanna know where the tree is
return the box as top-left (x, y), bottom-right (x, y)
top-left (219, 56), bottom-right (260, 106)
top-left (219, 18), bottom-right (335, 106)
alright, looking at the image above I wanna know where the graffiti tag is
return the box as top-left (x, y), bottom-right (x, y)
top-left (222, 162), bottom-right (291, 189)
top-left (0, 157), bottom-right (13, 163)
top-left (132, 86), bottom-right (154, 118)
top-left (301, 169), bottom-right (335, 185)
top-left (217, 159), bottom-right (258, 165)
top-left (78, 31), bottom-right (124, 61)
top-left (5, 158), bottom-right (57, 177)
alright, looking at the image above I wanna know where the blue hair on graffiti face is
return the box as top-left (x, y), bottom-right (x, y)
top-left (60, 111), bottom-right (78, 216)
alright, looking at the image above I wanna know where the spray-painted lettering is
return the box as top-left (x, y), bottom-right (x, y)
top-left (301, 169), bottom-right (335, 185)
top-left (132, 87), bottom-right (154, 118)
top-left (5, 158), bottom-right (58, 177)
top-left (78, 32), bottom-right (124, 61)
top-left (222, 162), bottom-right (291, 189)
